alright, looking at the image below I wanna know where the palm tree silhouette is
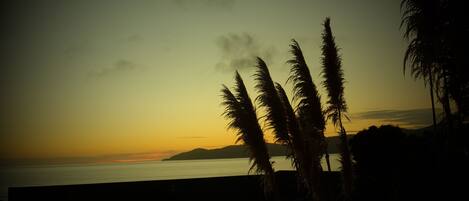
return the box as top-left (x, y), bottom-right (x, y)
top-left (320, 17), bottom-right (353, 199)
top-left (401, 0), bottom-right (469, 130)
top-left (440, 0), bottom-right (469, 122)
top-left (221, 71), bottom-right (276, 197)
top-left (400, 0), bottom-right (441, 131)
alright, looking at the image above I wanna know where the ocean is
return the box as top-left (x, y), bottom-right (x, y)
top-left (0, 154), bottom-right (340, 200)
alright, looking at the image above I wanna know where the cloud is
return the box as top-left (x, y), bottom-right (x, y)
top-left (354, 108), bottom-right (442, 128)
top-left (215, 33), bottom-right (277, 72)
top-left (90, 59), bottom-right (136, 77)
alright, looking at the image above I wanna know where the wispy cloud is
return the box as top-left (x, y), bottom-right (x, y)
top-left (215, 33), bottom-right (277, 72)
top-left (90, 59), bottom-right (137, 77)
top-left (354, 108), bottom-right (442, 128)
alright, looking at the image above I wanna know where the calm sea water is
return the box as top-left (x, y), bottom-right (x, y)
top-left (0, 154), bottom-right (340, 200)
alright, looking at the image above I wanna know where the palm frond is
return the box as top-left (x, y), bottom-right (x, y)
top-left (401, 0), bottom-right (443, 91)
top-left (401, 0), bottom-right (447, 129)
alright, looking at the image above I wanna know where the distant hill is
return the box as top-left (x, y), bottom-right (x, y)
top-left (163, 126), bottom-right (435, 161)
top-left (163, 136), bottom-right (345, 161)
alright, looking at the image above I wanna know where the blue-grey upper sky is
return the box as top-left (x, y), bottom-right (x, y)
top-left (0, 0), bottom-right (433, 160)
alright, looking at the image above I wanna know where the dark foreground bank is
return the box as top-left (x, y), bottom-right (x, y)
top-left (9, 171), bottom-right (341, 201)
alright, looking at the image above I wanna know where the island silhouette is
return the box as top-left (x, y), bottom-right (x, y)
top-left (163, 136), bottom-right (345, 161)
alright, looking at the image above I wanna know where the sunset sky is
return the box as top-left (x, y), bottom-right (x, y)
top-left (1, 0), bottom-right (436, 162)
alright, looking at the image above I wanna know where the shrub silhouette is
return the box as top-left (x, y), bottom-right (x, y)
top-left (350, 125), bottom-right (406, 201)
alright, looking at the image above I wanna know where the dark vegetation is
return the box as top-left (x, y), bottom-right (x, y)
top-left (219, 0), bottom-right (468, 200)
top-left (401, 0), bottom-right (469, 127)
top-left (220, 17), bottom-right (356, 200)
top-left (351, 124), bottom-right (469, 201)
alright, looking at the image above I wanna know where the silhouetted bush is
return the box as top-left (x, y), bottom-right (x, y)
top-left (350, 124), bottom-right (469, 201)
top-left (350, 125), bottom-right (406, 201)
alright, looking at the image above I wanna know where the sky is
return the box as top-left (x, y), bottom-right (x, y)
top-left (0, 0), bottom-right (435, 162)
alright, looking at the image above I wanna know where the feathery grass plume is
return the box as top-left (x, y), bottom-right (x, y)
top-left (221, 71), bottom-right (276, 196)
top-left (287, 39), bottom-right (327, 158)
top-left (287, 39), bottom-right (327, 157)
top-left (287, 39), bottom-right (326, 133)
top-left (275, 83), bottom-right (314, 192)
top-left (275, 83), bottom-right (302, 168)
top-left (287, 39), bottom-right (326, 200)
top-left (320, 17), bottom-right (353, 198)
top-left (254, 57), bottom-right (290, 144)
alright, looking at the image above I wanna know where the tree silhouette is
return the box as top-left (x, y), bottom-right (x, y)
top-left (401, 0), bottom-right (469, 132)
top-left (320, 17), bottom-right (353, 199)
top-left (433, 0), bottom-right (469, 125)
top-left (221, 71), bottom-right (276, 197)
top-left (441, 0), bottom-right (469, 122)
top-left (400, 0), bottom-right (441, 132)
top-left (350, 125), bottom-right (407, 201)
